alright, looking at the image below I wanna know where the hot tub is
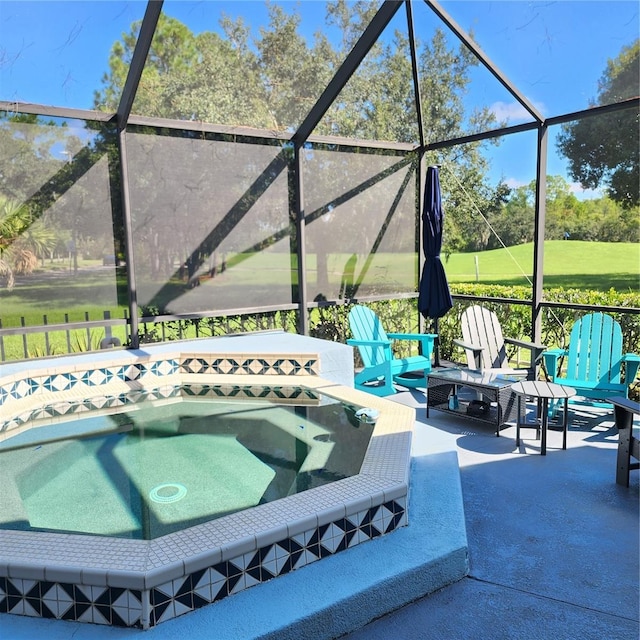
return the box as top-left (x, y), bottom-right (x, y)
top-left (0, 333), bottom-right (414, 628)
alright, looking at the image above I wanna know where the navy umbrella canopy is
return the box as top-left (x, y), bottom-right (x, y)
top-left (418, 165), bottom-right (453, 320)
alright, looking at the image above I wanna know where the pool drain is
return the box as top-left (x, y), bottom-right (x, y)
top-left (149, 483), bottom-right (187, 504)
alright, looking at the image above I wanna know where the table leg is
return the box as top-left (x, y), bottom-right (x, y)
top-left (494, 388), bottom-right (502, 437)
top-left (562, 398), bottom-right (568, 450)
top-left (516, 395), bottom-right (522, 446)
top-left (540, 397), bottom-right (549, 455)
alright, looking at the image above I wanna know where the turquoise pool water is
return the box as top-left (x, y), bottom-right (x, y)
top-left (0, 385), bottom-right (373, 540)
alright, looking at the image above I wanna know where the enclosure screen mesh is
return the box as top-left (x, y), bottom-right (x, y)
top-left (127, 132), bottom-right (294, 314)
top-left (303, 147), bottom-right (417, 302)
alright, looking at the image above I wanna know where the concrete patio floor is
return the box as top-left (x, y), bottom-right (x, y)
top-left (340, 389), bottom-right (640, 640)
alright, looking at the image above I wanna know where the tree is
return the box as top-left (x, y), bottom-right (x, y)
top-left (94, 16), bottom-right (199, 116)
top-left (489, 175), bottom-right (639, 248)
top-left (557, 40), bottom-right (639, 209)
top-left (0, 195), bottom-right (58, 289)
top-left (0, 113), bottom-right (66, 202)
top-left (93, 3), bottom-right (505, 300)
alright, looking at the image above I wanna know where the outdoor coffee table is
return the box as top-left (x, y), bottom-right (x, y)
top-left (511, 380), bottom-right (576, 455)
top-left (426, 368), bottom-right (525, 435)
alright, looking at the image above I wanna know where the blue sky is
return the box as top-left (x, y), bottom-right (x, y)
top-left (0, 1), bottom-right (638, 198)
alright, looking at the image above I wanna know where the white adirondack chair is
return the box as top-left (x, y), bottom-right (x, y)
top-left (454, 305), bottom-right (545, 380)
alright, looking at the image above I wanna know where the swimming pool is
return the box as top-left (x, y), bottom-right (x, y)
top-left (1, 383), bottom-right (375, 540)
top-left (0, 334), bottom-right (414, 628)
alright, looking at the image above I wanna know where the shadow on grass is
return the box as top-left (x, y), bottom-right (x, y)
top-left (1, 270), bottom-right (129, 317)
top-left (2, 270), bottom-right (638, 323)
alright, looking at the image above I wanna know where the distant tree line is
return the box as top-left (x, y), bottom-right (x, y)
top-left (472, 175), bottom-right (639, 254)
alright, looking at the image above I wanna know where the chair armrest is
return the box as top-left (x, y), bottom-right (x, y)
top-left (386, 332), bottom-right (437, 341)
top-left (453, 338), bottom-right (483, 354)
top-left (347, 338), bottom-right (392, 348)
top-left (621, 353), bottom-right (640, 384)
top-left (542, 348), bottom-right (566, 379)
top-left (610, 396), bottom-right (640, 415)
top-left (504, 338), bottom-right (546, 361)
top-left (543, 348), bottom-right (566, 359)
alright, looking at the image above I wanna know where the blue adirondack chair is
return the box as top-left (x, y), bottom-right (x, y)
top-left (347, 305), bottom-right (437, 396)
top-left (543, 313), bottom-right (640, 403)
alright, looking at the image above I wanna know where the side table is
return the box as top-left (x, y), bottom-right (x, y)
top-left (511, 381), bottom-right (576, 455)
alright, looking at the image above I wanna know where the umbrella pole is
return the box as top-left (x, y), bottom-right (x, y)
top-left (433, 317), bottom-right (441, 368)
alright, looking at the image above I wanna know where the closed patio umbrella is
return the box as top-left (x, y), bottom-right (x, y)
top-left (418, 166), bottom-right (452, 363)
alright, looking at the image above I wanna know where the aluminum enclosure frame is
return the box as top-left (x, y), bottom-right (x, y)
top-left (0, 0), bottom-right (638, 353)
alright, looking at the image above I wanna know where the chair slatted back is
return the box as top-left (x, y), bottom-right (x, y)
top-left (566, 313), bottom-right (622, 385)
top-left (348, 305), bottom-right (389, 368)
top-left (461, 305), bottom-right (508, 369)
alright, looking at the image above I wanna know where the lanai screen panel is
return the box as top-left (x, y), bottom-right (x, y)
top-left (428, 133), bottom-right (537, 295)
top-left (438, 0), bottom-right (639, 119)
top-left (0, 1), bottom-right (146, 110)
top-left (126, 132), bottom-right (294, 314)
top-left (141, 0), bottom-right (368, 133)
top-left (542, 115), bottom-right (640, 299)
top-left (0, 113), bottom-right (122, 357)
top-left (303, 147), bottom-right (417, 301)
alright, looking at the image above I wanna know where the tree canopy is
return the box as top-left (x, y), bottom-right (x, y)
top-left (92, 2), bottom-right (503, 266)
top-left (556, 40), bottom-right (639, 209)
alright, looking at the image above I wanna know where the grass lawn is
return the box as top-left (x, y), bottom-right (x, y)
top-left (0, 240), bottom-right (637, 360)
top-left (444, 241), bottom-right (639, 291)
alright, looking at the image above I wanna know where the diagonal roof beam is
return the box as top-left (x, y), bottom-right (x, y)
top-left (293, 0), bottom-right (403, 144)
top-left (406, 0), bottom-right (425, 149)
top-left (424, 0), bottom-right (544, 123)
top-left (117, 0), bottom-right (164, 129)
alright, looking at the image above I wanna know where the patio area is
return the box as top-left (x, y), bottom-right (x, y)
top-left (342, 388), bottom-right (640, 640)
top-left (2, 382), bottom-right (638, 639)
top-left (1, 2), bottom-right (638, 638)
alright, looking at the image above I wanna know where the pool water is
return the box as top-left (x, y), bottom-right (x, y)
top-left (0, 385), bottom-right (374, 540)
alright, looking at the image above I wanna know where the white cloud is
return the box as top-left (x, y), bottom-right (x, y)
top-left (489, 100), bottom-right (546, 123)
top-left (568, 182), bottom-right (604, 200)
top-left (504, 176), bottom-right (528, 189)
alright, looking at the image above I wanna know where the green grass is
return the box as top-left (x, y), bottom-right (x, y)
top-left (444, 241), bottom-right (639, 291)
top-left (1, 241), bottom-right (638, 322)
top-left (0, 271), bottom-right (127, 323)
top-left (0, 240), bottom-right (637, 360)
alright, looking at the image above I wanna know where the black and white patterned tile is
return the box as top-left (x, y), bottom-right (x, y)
top-left (0, 354), bottom-right (316, 417)
top-left (148, 501), bottom-right (405, 626)
top-left (0, 577), bottom-right (143, 628)
top-left (0, 500), bottom-right (406, 628)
